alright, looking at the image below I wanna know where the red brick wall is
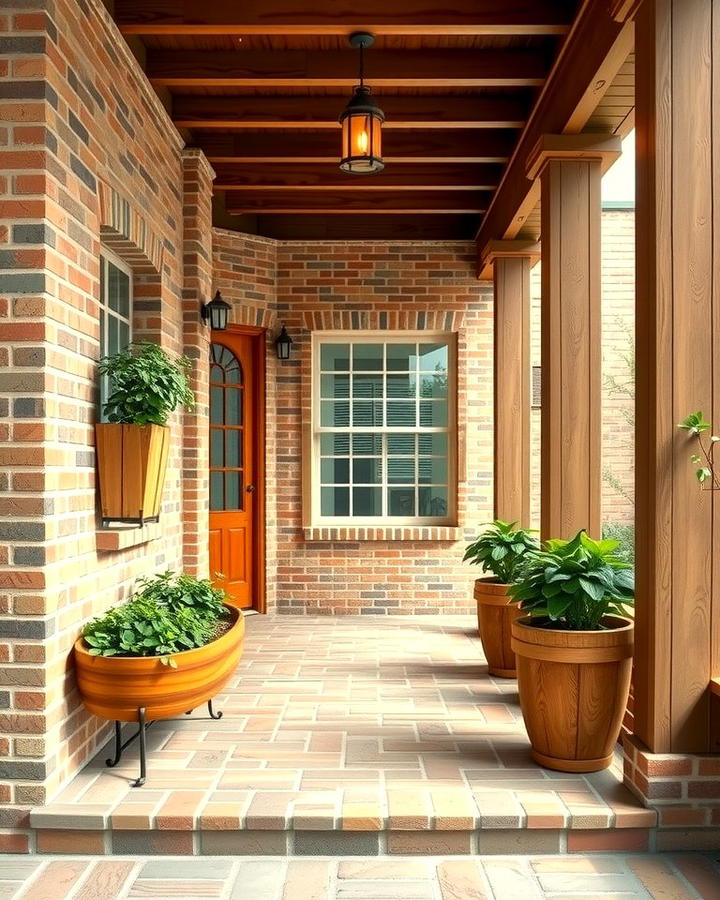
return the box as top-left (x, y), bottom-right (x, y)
top-left (0, 0), bottom-right (211, 834)
top-left (212, 234), bottom-right (495, 615)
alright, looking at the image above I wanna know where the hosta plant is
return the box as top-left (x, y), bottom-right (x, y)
top-left (82, 571), bottom-right (228, 666)
top-left (98, 341), bottom-right (194, 425)
top-left (678, 411), bottom-right (720, 489)
top-left (508, 530), bottom-right (634, 631)
top-left (463, 520), bottom-right (539, 584)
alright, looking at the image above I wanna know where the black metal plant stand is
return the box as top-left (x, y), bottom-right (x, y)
top-left (105, 699), bottom-right (223, 787)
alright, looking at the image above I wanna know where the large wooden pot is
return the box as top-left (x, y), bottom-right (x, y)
top-left (474, 578), bottom-right (522, 678)
top-left (95, 423), bottom-right (170, 526)
top-left (511, 615), bottom-right (633, 773)
top-left (74, 604), bottom-right (244, 722)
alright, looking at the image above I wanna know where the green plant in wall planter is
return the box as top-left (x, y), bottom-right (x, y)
top-left (98, 342), bottom-right (194, 425)
top-left (95, 342), bottom-right (195, 526)
top-left (464, 520), bottom-right (539, 678)
top-left (508, 530), bottom-right (635, 773)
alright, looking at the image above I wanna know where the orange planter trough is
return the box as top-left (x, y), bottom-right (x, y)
top-left (74, 604), bottom-right (245, 723)
top-left (474, 578), bottom-right (522, 678)
top-left (511, 615), bottom-right (633, 773)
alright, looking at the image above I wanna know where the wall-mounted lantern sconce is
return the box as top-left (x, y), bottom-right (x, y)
top-left (275, 325), bottom-right (293, 360)
top-left (201, 290), bottom-right (232, 331)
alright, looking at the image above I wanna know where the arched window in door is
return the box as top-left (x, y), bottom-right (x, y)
top-left (210, 343), bottom-right (244, 511)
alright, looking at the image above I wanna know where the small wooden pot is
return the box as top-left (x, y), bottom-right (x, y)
top-left (74, 604), bottom-right (245, 722)
top-left (474, 578), bottom-right (522, 678)
top-left (95, 423), bottom-right (170, 526)
top-left (511, 615), bottom-right (633, 773)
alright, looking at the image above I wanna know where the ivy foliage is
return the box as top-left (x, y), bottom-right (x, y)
top-left (463, 520), bottom-right (540, 584)
top-left (82, 571), bottom-right (228, 667)
top-left (508, 530), bottom-right (634, 631)
top-left (678, 411), bottom-right (720, 488)
top-left (98, 341), bottom-right (195, 425)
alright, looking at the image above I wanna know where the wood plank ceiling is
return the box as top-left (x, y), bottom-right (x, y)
top-left (113, 1), bottom-right (582, 240)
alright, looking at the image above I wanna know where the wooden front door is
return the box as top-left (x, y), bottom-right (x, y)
top-left (208, 331), bottom-right (259, 609)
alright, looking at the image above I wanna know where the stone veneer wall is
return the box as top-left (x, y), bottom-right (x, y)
top-left (0, 0), bottom-right (213, 846)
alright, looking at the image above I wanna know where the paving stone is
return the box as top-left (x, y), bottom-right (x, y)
top-left (294, 830), bottom-right (380, 856)
top-left (140, 859), bottom-right (234, 879)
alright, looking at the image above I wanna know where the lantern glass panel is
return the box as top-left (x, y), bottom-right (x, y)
top-left (209, 303), bottom-right (228, 331)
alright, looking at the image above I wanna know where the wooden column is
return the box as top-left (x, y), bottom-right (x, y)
top-left (482, 240), bottom-right (538, 526)
top-left (634, 0), bottom-right (720, 754)
top-left (526, 135), bottom-right (620, 541)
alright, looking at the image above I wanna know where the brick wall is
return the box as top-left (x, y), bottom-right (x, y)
top-left (211, 234), bottom-right (494, 616)
top-left (529, 207), bottom-right (636, 531)
top-left (0, 0), bottom-right (212, 843)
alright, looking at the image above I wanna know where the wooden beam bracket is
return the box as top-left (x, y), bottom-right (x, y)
top-left (478, 238), bottom-right (540, 280)
top-left (525, 134), bottom-right (622, 182)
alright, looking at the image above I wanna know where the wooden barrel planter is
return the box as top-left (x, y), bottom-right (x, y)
top-left (474, 578), bottom-right (522, 678)
top-left (74, 604), bottom-right (245, 722)
top-left (95, 423), bottom-right (170, 527)
top-left (511, 615), bottom-right (633, 773)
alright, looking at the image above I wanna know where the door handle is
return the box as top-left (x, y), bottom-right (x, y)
top-left (246, 484), bottom-right (255, 493)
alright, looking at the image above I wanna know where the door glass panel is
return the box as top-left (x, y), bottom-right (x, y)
top-left (210, 472), bottom-right (224, 511)
top-left (225, 471), bottom-right (241, 509)
top-left (209, 342), bottom-right (245, 512)
top-left (225, 430), bottom-right (242, 467)
top-left (211, 429), bottom-right (223, 467)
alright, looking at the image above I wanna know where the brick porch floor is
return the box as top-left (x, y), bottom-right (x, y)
top-left (2, 853), bottom-right (720, 898)
top-left (28, 616), bottom-right (676, 854)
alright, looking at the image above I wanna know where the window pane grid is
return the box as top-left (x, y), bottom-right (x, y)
top-left (99, 253), bottom-right (133, 422)
top-left (316, 337), bottom-right (452, 522)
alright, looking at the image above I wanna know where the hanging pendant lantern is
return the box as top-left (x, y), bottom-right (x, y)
top-left (339, 33), bottom-right (385, 175)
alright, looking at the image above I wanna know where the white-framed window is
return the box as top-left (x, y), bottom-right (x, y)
top-left (312, 332), bottom-right (457, 525)
top-left (98, 249), bottom-right (132, 419)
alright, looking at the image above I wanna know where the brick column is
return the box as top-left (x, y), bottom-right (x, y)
top-left (481, 241), bottom-right (539, 526)
top-left (526, 135), bottom-right (620, 540)
top-left (624, 0), bottom-right (720, 814)
top-left (181, 150), bottom-right (215, 577)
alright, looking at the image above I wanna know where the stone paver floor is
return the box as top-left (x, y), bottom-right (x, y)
top-left (2, 853), bottom-right (720, 898)
top-left (35, 616), bottom-right (650, 838)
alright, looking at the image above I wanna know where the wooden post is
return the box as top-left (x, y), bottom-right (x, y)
top-left (634, 0), bottom-right (720, 754)
top-left (526, 135), bottom-right (620, 541)
top-left (482, 240), bottom-right (539, 526)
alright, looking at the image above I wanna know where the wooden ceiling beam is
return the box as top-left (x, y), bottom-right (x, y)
top-left (213, 162), bottom-right (502, 191)
top-left (115, 0), bottom-right (574, 36)
top-left (173, 95), bottom-right (529, 129)
top-left (147, 49), bottom-right (547, 88)
top-left (475, 4), bottom-right (633, 248)
top-left (255, 215), bottom-right (480, 241)
top-left (224, 190), bottom-right (489, 213)
top-left (197, 130), bottom-right (515, 163)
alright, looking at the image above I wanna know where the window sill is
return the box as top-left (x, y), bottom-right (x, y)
top-left (96, 523), bottom-right (163, 552)
top-left (303, 525), bottom-right (461, 542)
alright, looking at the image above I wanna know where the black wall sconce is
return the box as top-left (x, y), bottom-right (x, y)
top-left (201, 290), bottom-right (231, 331)
top-left (275, 325), bottom-right (293, 360)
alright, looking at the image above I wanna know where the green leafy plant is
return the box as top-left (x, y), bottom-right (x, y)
top-left (463, 520), bottom-right (540, 584)
top-left (82, 571), bottom-right (228, 666)
top-left (98, 342), bottom-right (195, 425)
top-left (678, 411), bottom-right (720, 488)
top-left (508, 530), bottom-right (634, 631)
